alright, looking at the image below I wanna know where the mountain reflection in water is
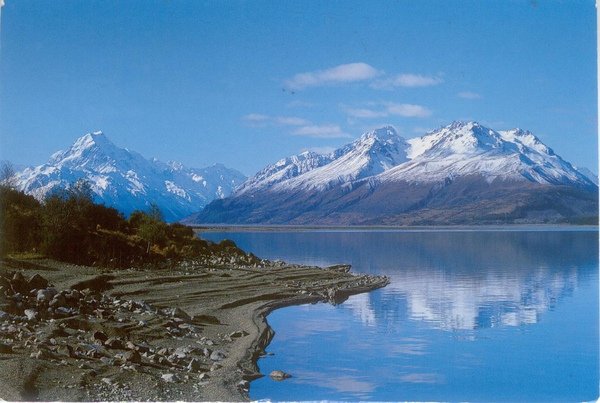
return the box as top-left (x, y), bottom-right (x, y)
top-left (202, 229), bottom-right (598, 401)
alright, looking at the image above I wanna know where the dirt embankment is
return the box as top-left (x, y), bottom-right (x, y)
top-left (0, 257), bottom-right (389, 401)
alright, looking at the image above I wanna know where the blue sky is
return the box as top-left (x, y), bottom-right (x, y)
top-left (0, 0), bottom-right (596, 175)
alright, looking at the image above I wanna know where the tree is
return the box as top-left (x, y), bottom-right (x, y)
top-left (0, 162), bottom-right (17, 189)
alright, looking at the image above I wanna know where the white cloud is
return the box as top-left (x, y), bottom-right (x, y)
top-left (286, 100), bottom-right (316, 108)
top-left (242, 113), bottom-right (269, 122)
top-left (242, 113), bottom-right (309, 127)
top-left (302, 146), bottom-right (338, 155)
top-left (275, 116), bottom-right (310, 126)
top-left (343, 102), bottom-right (432, 119)
top-left (292, 124), bottom-right (351, 138)
top-left (372, 74), bottom-right (443, 90)
top-left (285, 62), bottom-right (381, 90)
top-left (344, 107), bottom-right (388, 119)
top-left (457, 91), bottom-right (482, 99)
top-left (386, 103), bottom-right (432, 117)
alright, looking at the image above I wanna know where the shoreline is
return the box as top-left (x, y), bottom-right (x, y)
top-left (192, 224), bottom-right (599, 233)
top-left (0, 258), bottom-right (389, 401)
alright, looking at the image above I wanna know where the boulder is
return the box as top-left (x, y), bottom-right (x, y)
top-left (269, 370), bottom-right (292, 381)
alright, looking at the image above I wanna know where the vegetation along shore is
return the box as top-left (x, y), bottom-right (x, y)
top-left (0, 182), bottom-right (389, 401)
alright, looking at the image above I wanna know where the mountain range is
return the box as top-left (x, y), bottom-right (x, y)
top-left (189, 121), bottom-right (598, 225)
top-left (13, 131), bottom-right (246, 222)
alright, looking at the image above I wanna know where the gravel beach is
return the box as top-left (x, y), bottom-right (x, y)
top-left (0, 256), bottom-right (388, 401)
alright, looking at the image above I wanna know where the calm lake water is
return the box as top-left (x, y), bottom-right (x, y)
top-left (202, 228), bottom-right (599, 402)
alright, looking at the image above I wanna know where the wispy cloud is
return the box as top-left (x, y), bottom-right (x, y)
top-left (302, 146), bottom-right (338, 155)
top-left (292, 124), bottom-right (351, 138)
top-left (457, 91), bottom-right (482, 99)
top-left (386, 103), bottom-right (432, 117)
top-left (372, 73), bottom-right (443, 90)
top-left (242, 113), bottom-right (310, 127)
top-left (343, 102), bottom-right (432, 119)
top-left (345, 108), bottom-right (388, 119)
top-left (284, 62), bottom-right (381, 90)
top-left (286, 100), bottom-right (316, 108)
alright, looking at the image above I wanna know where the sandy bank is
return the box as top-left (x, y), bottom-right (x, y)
top-left (0, 257), bottom-right (388, 401)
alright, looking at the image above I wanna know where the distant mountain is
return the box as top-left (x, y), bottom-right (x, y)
top-left (15, 131), bottom-right (246, 222)
top-left (574, 166), bottom-right (598, 186)
top-left (189, 122), bottom-right (598, 225)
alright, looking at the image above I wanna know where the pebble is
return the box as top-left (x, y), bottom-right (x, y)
top-left (24, 309), bottom-right (38, 321)
top-left (209, 349), bottom-right (226, 361)
top-left (161, 373), bottom-right (179, 383)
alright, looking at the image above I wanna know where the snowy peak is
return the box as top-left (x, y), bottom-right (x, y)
top-left (499, 128), bottom-right (554, 156)
top-left (238, 126), bottom-right (409, 194)
top-left (235, 150), bottom-right (332, 195)
top-left (236, 121), bottom-right (595, 197)
top-left (408, 121), bottom-right (507, 159)
top-left (381, 121), bottom-right (594, 187)
top-left (15, 131), bottom-right (246, 222)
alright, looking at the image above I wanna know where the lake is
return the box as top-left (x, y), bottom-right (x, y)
top-left (201, 228), bottom-right (599, 402)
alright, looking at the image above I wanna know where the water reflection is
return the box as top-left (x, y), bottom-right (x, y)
top-left (201, 229), bottom-right (599, 401)
top-left (345, 264), bottom-right (579, 330)
top-left (204, 229), bottom-right (597, 332)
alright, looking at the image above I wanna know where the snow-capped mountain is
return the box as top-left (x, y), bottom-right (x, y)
top-left (15, 131), bottom-right (246, 222)
top-left (190, 122), bottom-right (598, 225)
top-left (379, 121), bottom-right (592, 186)
top-left (236, 126), bottom-right (408, 194)
top-left (574, 166), bottom-right (598, 185)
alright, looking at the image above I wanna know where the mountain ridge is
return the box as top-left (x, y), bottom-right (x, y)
top-left (14, 131), bottom-right (246, 222)
top-left (189, 121), bottom-right (597, 225)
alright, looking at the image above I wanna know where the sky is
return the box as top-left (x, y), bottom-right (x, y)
top-left (0, 0), bottom-right (597, 176)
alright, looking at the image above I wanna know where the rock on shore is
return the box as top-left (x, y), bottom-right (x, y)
top-left (0, 257), bottom-right (389, 401)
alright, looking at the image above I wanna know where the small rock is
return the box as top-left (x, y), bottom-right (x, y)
top-left (161, 373), bottom-right (179, 383)
top-left (93, 331), bottom-right (108, 342)
top-left (27, 274), bottom-right (48, 290)
top-left (269, 370), bottom-right (292, 381)
top-left (187, 358), bottom-right (202, 372)
top-left (49, 294), bottom-right (66, 308)
top-left (237, 380), bottom-right (249, 390)
top-left (37, 288), bottom-right (58, 303)
top-left (165, 307), bottom-right (191, 321)
top-left (198, 372), bottom-right (210, 381)
top-left (31, 349), bottom-right (53, 360)
top-left (209, 349), bottom-right (226, 361)
top-left (104, 338), bottom-right (125, 349)
top-left (229, 330), bottom-right (249, 339)
top-left (0, 343), bottom-right (13, 353)
top-left (123, 350), bottom-right (141, 364)
top-left (24, 309), bottom-right (38, 321)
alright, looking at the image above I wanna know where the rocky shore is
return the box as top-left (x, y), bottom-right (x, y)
top-left (0, 255), bottom-right (389, 401)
